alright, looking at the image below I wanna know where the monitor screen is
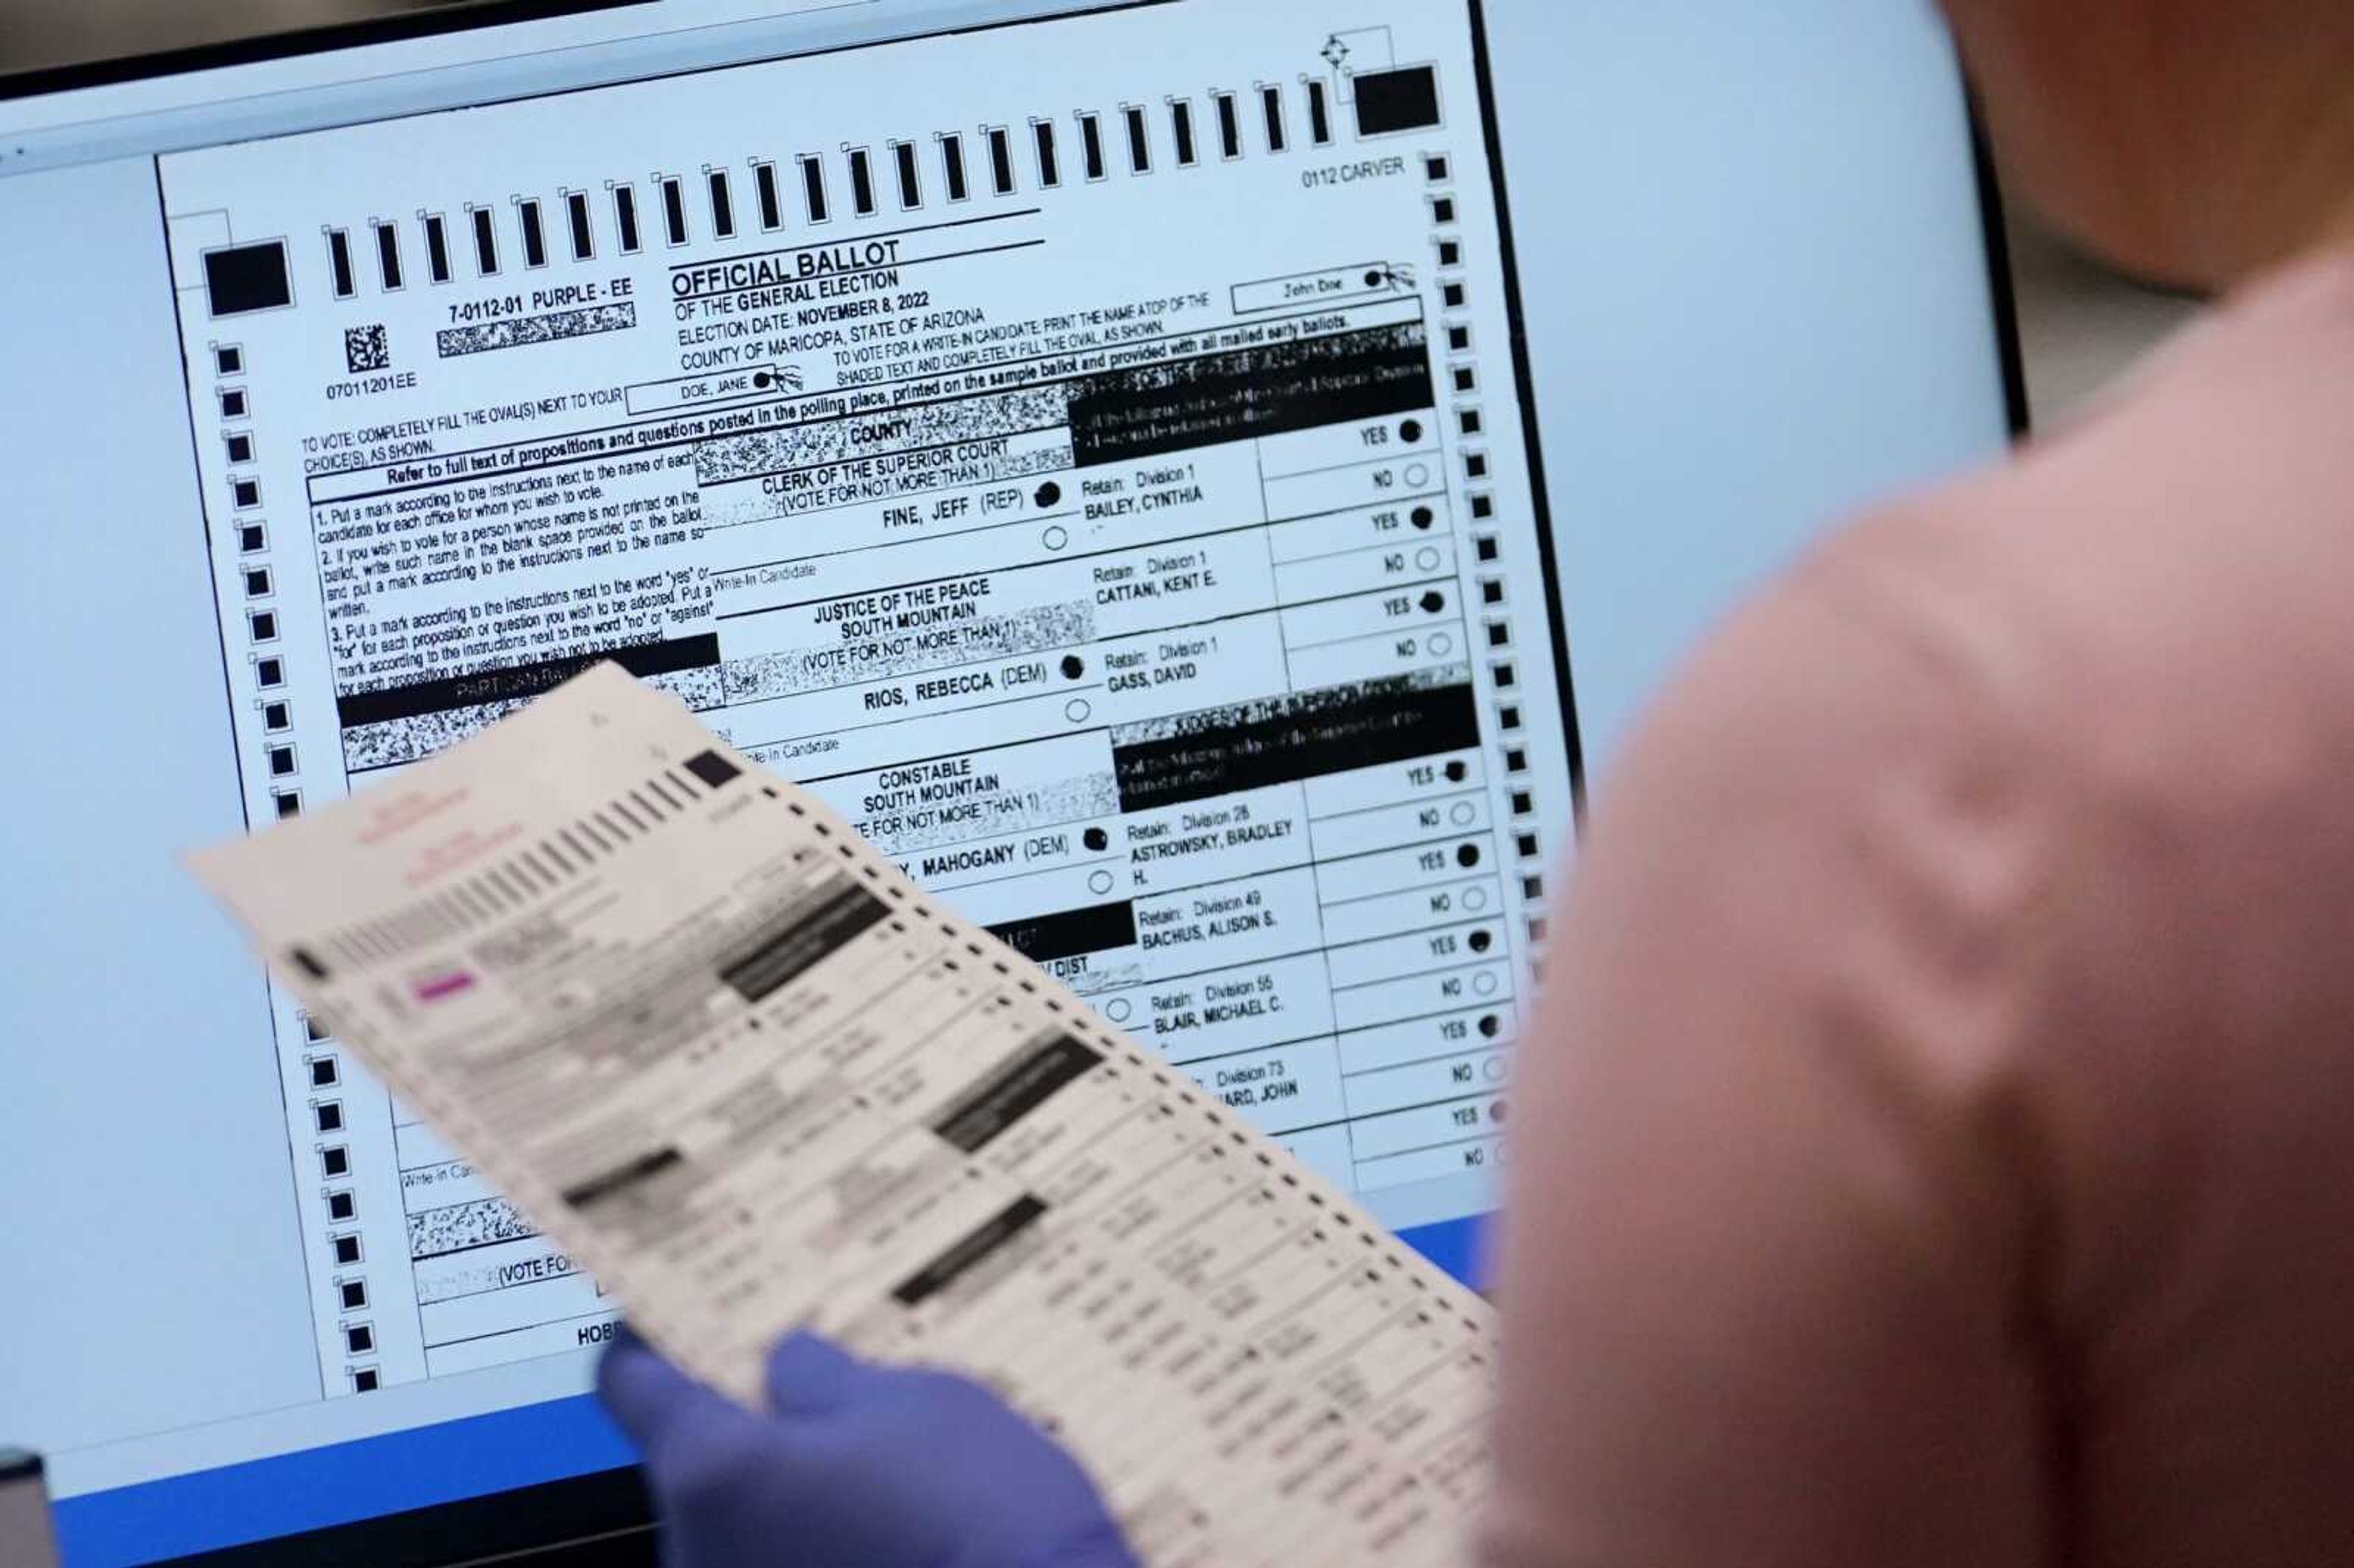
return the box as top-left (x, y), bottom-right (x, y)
top-left (0, 1), bottom-right (2019, 1561)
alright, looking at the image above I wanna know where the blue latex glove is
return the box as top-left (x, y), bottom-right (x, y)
top-left (599, 1328), bottom-right (1139, 1568)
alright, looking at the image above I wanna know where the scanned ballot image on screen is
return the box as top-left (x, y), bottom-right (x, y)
top-left (194, 665), bottom-right (1499, 1566)
top-left (158, 0), bottom-right (1579, 1407)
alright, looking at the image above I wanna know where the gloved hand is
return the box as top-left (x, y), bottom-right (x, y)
top-left (598, 1327), bottom-right (1140, 1568)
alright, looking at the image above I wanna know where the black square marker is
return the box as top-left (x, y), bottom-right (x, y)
top-left (1518, 832), bottom-right (1541, 858)
top-left (245, 567), bottom-right (272, 598)
top-left (306, 1015), bottom-right (330, 1042)
top-left (219, 388), bottom-right (249, 419)
top-left (891, 139), bottom-right (924, 205)
top-left (1476, 537), bottom-right (1501, 563)
top-left (1447, 325), bottom-right (1472, 352)
top-left (939, 134), bottom-right (971, 200)
top-left (1506, 748), bottom-right (1530, 774)
top-left (1438, 239), bottom-right (1463, 267)
top-left (257, 657), bottom-right (284, 688)
top-left (344, 1325), bottom-right (373, 1355)
top-left (314, 1102), bottom-right (343, 1133)
top-left (1459, 409), bottom-right (1483, 435)
top-left (352, 1368), bottom-right (380, 1393)
top-left (275, 791), bottom-right (302, 819)
top-left (846, 148), bottom-right (880, 216)
top-left (1465, 452), bottom-right (1490, 478)
top-left (1354, 66), bottom-right (1443, 136)
top-left (1523, 875), bottom-right (1545, 900)
top-left (238, 522), bottom-right (267, 553)
top-left (327, 1191), bottom-right (357, 1222)
top-left (1430, 197), bottom-right (1457, 224)
top-left (214, 346), bottom-right (245, 377)
top-left (1501, 705), bottom-right (1524, 732)
top-left (1493, 661), bottom-right (1517, 689)
top-left (522, 193), bottom-right (554, 262)
top-left (376, 217), bottom-right (406, 286)
top-left (339, 1280), bottom-right (367, 1311)
top-left (1471, 494), bottom-right (1495, 519)
top-left (226, 432), bottom-right (256, 465)
top-left (309, 1056), bottom-right (338, 1088)
top-left (1423, 154), bottom-right (1450, 182)
top-left (1487, 622), bottom-right (1511, 649)
top-left (233, 478), bottom-right (262, 509)
top-left (471, 203), bottom-right (502, 270)
top-left (263, 701), bottom-right (291, 731)
top-left (248, 610), bottom-right (278, 642)
top-left (332, 1233), bottom-right (362, 1265)
top-left (204, 242), bottom-right (294, 317)
top-left (1512, 790), bottom-right (1535, 816)
top-left (684, 749), bottom-right (741, 789)
top-left (1453, 366), bottom-right (1478, 393)
top-left (1482, 580), bottom-right (1506, 605)
top-left (270, 745), bottom-right (298, 778)
top-left (321, 1146), bottom-right (349, 1178)
top-left (1076, 113), bottom-right (1106, 181)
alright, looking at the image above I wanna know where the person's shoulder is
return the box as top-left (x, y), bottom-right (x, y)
top-left (1609, 248), bottom-right (2354, 868)
top-left (1590, 496), bottom-right (2048, 958)
top-left (1612, 251), bottom-right (2354, 940)
top-left (1840, 251), bottom-right (2354, 823)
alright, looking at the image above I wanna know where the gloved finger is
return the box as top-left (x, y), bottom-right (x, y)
top-left (598, 1328), bottom-right (742, 1453)
top-left (764, 1328), bottom-right (870, 1417)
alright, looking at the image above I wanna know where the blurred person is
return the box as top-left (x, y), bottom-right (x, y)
top-left (603, 1), bottom-right (2354, 1562)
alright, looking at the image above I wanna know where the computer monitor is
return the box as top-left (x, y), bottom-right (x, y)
top-left (0, 1), bottom-right (2024, 1561)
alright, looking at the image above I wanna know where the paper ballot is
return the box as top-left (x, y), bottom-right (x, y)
top-left (189, 664), bottom-right (1495, 1566)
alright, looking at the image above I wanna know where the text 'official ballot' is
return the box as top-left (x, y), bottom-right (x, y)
top-left (190, 665), bottom-right (1496, 1567)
